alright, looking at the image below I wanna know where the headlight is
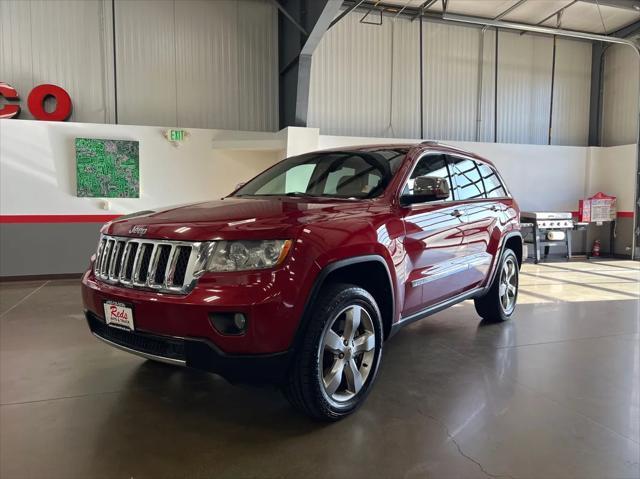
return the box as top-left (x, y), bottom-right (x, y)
top-left (205, 240), bottom-right (292, 272)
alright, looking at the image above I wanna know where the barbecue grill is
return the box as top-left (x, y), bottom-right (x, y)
top-left (520, 212), bottom-right (577, 263)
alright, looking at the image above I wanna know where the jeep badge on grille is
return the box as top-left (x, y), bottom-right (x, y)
top-left (129, 225), bottom-right (148, 236)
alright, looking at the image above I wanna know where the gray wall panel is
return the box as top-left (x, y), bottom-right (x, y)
top-left (0, 0), bottom-right (114, 123)
top-left (1, 223), bottom-right (101, 277)
top-left (478, 28), bottom-right (496, 143)
top-left (308, 11), bottom-right (591, 146)
top-left (602, 44), bottom-right (639, 146)
top-left (497, 31), bottom-right (553, 145)
top-left (308, 12), bottom-right (394, 138)
top-left (551, 38), bottom-right (591, 146)
top-left (115, 0), bottom-right (178, 127)
top-left (237, 0), bottom-right (278, 132)
top-left (422, 22), bottom-right (480, 142)
top-left (174, 0), bottom-right (241, 130)
top-left (1, 0), bottom-right (277, 130)
top-left (0, 0), bottom-right (35, 106)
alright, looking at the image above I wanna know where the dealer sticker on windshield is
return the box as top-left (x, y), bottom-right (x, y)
top-left (103, 300), bottom-right (135, 331)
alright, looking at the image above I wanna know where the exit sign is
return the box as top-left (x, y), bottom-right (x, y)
top-left (169, 129), bottom-right (186, 142)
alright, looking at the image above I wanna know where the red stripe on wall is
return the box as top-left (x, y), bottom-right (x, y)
top-left (0, 215), bottom-right (121, 224)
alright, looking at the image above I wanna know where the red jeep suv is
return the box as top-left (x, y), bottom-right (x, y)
top-left (82, 142), bottom-right (522, 420)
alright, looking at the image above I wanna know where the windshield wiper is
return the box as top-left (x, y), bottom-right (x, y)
top-left (283, 192), bottom-right (321, 197)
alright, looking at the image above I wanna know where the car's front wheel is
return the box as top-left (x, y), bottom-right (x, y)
top-left (284, 283), bottom-right (383, 421)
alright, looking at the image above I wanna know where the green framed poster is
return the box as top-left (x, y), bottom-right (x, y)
top-left (76, 138), bottom-right (140, 198)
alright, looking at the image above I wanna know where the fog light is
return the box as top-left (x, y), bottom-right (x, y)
top-left (209, 312), bottom-right (248, 335)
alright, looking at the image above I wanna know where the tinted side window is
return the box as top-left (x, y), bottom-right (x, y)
top-left (448, 156), bottom-right (485, 200)
top-left (478, 163), bottom-right (507, 198)
top-left (404, 154), bottom-right (453, 201)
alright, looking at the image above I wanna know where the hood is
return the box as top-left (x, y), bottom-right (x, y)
top-left (105, 197), bottom-right (376, 241)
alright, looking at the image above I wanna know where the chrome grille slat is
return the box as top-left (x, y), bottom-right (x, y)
top-left (94, 235), bottom-right (203, 294)
top-left (108, 241), bottom-right (122, 280)
top-left (100, 240), bottom-right (114, 276)
top-left (147, 244), bottom-right (162, 287)
top-left (131, 242), bottom-right (146, 286)
top-left (165, 245), bottom-right (179, 288)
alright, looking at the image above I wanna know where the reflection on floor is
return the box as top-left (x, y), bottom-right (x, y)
top-left (519, 259), bottom-right (640, 303)
top-left (0, 260), bottom-right (638, 479)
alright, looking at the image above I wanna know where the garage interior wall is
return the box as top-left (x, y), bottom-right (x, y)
top-left (602, 43), bottom-right (640, 146)
top-left (308, 10), bottom-right (592, 146)
top-left (0, 0), bottom-right (278, 131)
top-left (0, 119), bottom-right (286, 276)
top-left (2, 119), bottom-right (636, 276)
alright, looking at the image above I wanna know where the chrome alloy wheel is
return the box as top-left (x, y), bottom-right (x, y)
top-left (499, 256), bottom-right (518, 315)
top-left (319, 304), bottom-right (376, 403)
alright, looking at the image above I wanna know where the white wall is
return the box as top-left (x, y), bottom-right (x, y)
top-left (318, 134), bottom-right (590, 212)
top-left (0, 0), bottom-right (278, 131)
top-left (0, 119), bottom-right (285, 216)
top-left (2, 121), bottom-right (635, 218)
top-left (0, 121), bottom-right (636, 276)
top-left (587, 144), bottom-right (637, 212)
top-left (308, 11), bottom-right (592, 146)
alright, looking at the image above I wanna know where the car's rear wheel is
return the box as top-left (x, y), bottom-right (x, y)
top-left (474, 248), bottom-right (519, 322)
top-left (284, 283), bottom-right (383, 421)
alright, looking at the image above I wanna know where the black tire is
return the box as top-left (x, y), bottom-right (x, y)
top-left (283, 283), bottom-right (383, 421)
top-left (474, 248), bottom-right (519, 322)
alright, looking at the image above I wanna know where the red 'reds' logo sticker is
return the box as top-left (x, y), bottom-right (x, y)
top-left (110, 305), bottom-right (128, 321)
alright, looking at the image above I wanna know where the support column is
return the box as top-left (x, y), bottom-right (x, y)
top-left (276, 0), bottom-right (343, 128)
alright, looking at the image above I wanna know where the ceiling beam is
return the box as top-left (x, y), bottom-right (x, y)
top-left (329, 0), bottom-right (365, 29)
top-left (493, 0), bottom-right (529, 20)
top-left (578, 0), bottom-right (640, 12)
top-left (270, 0), bottom-right (309, 36)
top-left (611, 19), bottom-right (640, 37)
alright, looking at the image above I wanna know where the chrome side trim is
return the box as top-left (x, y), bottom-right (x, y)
top-left (411, 252), bottom-right (492, 287)
top-left (92, 332), bottom-right (186, 366)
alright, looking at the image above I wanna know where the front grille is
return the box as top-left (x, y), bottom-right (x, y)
top-left (87, 312), bottom-right (185, 361)
top-left (94, 235), bottom-right (206, 294)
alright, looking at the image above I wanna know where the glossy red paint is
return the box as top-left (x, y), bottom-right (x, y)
top-left (82, 143), bottom-right (520, 360)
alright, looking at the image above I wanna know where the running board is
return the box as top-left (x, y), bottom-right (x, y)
top-left (389, 287), bottom-right (483, 338)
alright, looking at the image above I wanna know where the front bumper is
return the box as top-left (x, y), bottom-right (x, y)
top-left (81, 264), bottom-right (313, 355)
top-left (86, 311), bottom-right (290, 383)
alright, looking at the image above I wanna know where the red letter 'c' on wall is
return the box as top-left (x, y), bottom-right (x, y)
top-left (27, 84), bottom-right (72, 121)
top-left (0, 82), bottom-right (21, 119)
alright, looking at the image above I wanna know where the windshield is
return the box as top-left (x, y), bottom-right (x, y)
top-left (233, 149), bottom-right (408, 199)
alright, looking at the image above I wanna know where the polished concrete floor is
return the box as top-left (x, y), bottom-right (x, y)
top-left (1, 260), bottom-right (638, 479)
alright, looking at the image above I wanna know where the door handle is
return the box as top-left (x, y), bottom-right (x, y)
top-left (490, 205), bottom-right (500, 212)
top-left (451, 209), bottom-right (464, 218)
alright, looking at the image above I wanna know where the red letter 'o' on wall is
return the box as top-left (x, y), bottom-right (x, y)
top-left (27, 84), bottom-right (72, 121)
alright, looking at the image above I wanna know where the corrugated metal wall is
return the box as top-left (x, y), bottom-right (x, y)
top-left (496, 31), bottom-right (553, 145)
top-left (307, 12), bottom-right (395, 138)
top-left (602, 44), bottom-right (639, 146)
top-left (0, 0), bottom-right (278, 131)
top-left (308, 11), bottom-right (593, 146)
top-left (551, 38), bottom-right (592, 146)
top-left (422, 22), bottom-right (481, 141)
top-left (0, 0), bottom-right (114, 123)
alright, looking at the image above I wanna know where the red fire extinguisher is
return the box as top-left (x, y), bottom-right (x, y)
top-left (592, 239), bottom-right (601, 257)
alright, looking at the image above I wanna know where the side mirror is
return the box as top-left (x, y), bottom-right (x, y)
top-left (401, 176), bottom-right (450, 205)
